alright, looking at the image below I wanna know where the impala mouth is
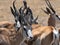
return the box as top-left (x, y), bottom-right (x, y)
top-left (23, 26), bottom-right (33, 40)
top-left (27, 30), bottom-right (33, 40)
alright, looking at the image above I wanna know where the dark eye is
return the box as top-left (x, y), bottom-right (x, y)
top-left (23, 28), bottom-right (28, 36)
top-left (15, 20), bottom-right (17, 22)
top-left (23, 28), bottom-right (26, 31)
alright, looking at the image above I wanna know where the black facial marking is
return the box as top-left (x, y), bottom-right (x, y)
top-left (56, 15), bottom-right (60, 20)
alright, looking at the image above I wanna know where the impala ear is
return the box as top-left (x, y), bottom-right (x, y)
top-left (32, 15), bottom-right (38, 24)
top-left (34, 15), bottom-right (38, 21)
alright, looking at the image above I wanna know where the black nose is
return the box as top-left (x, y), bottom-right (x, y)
top-left (30, 37), bottom-right (33, 39)
top-left (30, 37), bottom-right (34, 41)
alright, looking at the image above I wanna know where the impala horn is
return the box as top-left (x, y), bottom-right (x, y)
top-left (45, 0), bottom-right (56, 14)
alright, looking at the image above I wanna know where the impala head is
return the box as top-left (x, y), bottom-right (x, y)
top-left (19, 16), bottom-right (33, 40)
top-left (23, 25), bottom-right (33, 40)
top-left (10, 0), bottom-right (21, 31)
top-left (42, 0), bottom-right (60, 20)
top-left (10, 0), bottom-right (33, 40)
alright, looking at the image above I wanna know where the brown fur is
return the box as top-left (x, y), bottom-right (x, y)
top-left (25, 24), bottom-right (54, 45)
top-left (0, 21), bottom-right (14, 29)
top-left (0, 21), bottom-right (23, 45)
top-left (0, 21), bottom-right (57, 45)
top-left (48, 15), bottom-right (56, 27)
top-left (0, 34), bottom-right (10, 45)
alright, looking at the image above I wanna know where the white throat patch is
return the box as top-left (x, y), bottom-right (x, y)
top-left (53, 29), bottom-right (59, 35)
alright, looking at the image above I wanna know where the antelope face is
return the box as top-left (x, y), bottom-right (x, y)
top-left (23, 25), bottom-right (33, 40)
top-left (15, 16), bottom-right (21, 31)
top-left (10, 0), bottom-right (34, 40)
top-left (20, 16), bottom-right (33, 40)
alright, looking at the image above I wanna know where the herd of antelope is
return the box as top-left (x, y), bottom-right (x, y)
top-left (0, 0), bottom-right (60, 45)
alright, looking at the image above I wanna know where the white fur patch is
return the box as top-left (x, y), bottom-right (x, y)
top-left (24, 26), bottom-right (27, 28)
top-left (58, 16), bottom-right (60, 18)
top-left (53, 29), bottom-right (59, 41)
top-left (27, 30), bottom-right (33, 38)
top-left (16, 21), bottom-right (21, 27)
top-left (53, 29), bottom-right (59, 35)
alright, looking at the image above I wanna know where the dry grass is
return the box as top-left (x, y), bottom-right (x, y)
top-left (0, 0), bottom-right (60, 28)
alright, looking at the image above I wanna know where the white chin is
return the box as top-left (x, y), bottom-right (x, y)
top-left (27, 30), bottom-right (33, 38)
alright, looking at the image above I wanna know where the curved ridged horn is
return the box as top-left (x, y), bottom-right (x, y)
top-left (13, 0), bottom-right (19, 16)
top-left (23, 0), bottom-right (27, 11)
top-left (10, 7), bottom-right (15, 17)
top-left (45, 0), bottom-right (56, 13)
top-left (46, 7), bottom-right (51, 14)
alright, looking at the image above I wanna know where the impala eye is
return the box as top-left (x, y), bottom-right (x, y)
top-left (15, 20), bottom-right (17, 22)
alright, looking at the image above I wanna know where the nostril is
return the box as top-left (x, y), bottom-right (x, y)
top-left (30, 37), bottom-right (33, 39)
top-left (30, 37), bottom-right (34, 40)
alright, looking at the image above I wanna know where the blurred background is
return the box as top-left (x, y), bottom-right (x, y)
top-left (0, 0), bottom-right (60, 27)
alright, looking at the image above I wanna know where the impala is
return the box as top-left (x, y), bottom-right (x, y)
top-left (0, 0), bottom-right (34, 45)
top-left (0, 0), bottom-right (59, 45)
top-left (42, 0), bottom-right (60, 45)
top-left (10, 0), bottom-right (59, 45)
top-left (42, 0), bottom-right (60, 28)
